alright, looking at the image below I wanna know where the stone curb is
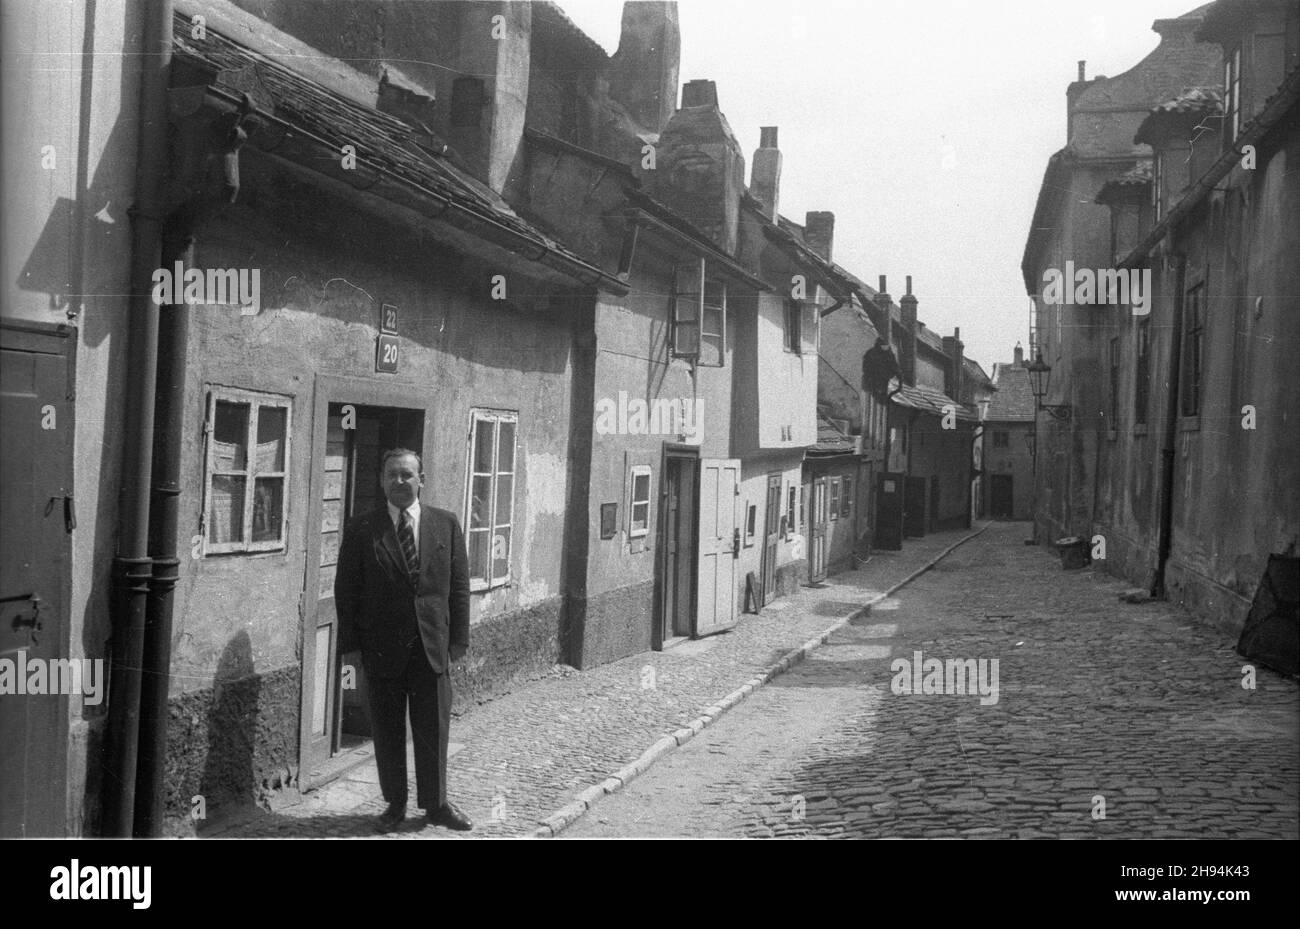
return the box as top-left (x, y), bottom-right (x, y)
top-left (530, 523), bottom-right (991, 838)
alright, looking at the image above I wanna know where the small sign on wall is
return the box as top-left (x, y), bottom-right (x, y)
top-left (376, 334), bottom-right (399, 373)
top-left (379, 303), bottom-right (398, 334)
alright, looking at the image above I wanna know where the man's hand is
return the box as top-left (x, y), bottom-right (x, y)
top-left (449, 642), bottom-right (468, 663)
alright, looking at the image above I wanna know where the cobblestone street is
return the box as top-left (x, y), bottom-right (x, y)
top-left (566, 523), bottom-right (1300, 839)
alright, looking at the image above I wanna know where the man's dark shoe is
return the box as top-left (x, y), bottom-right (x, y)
top-left (426, 801), bottom-right (472, 831)
top-left (375, 802), bottom-right (406, 833)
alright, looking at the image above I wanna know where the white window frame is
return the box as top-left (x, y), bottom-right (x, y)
top-left (829, 476), bottom-right (841, 521)
top-left (464, 408), bottom-right (518, 591)
top-left (629, 465), bottom-right (652, 539)
top-left (672, 257), bottom-right (726, 367)
top-left (701, 277), bottom-right (726, 367)
top-left (202, 387), bottom-right (292, 555)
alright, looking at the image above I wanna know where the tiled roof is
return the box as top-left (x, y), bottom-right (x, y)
top-left (986, 364), bottom-right (1036, 422)
top-left (1096, 160), bottom-right (1153, 203)
top-left (810, 415), bottom-right (857, 455)
top-left (890, 381), bottom-right (976, 421)
top-left (171, 10), bottom-right (599, 278)
top-left (963, 357), bottom-right (993, 388)
top-left (1135, 86), bottom-right (1223, 144)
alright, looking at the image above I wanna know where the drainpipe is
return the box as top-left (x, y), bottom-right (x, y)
top-left (103, 0), bottom-right (173, 838)
top-left (1152, 255), bottom-right (1185, 599)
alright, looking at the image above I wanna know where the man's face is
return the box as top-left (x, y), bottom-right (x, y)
top-left (382, 453), bottom-right (423, 509)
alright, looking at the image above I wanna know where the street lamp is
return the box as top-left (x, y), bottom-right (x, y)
top-left (1026, 352), bottom-right (1072, 421)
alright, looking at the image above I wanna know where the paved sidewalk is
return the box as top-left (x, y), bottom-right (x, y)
top-left (205, 525), bottom-right (987, 838)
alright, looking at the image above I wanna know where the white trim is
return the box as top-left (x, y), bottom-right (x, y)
top-left (628, 464), bottom-right (652, 538)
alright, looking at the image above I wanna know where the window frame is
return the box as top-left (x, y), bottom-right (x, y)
top-left (464, 408), bottom-right (518, 591)
top-left (671, 258), bottom-right (726, 367)
top-left (629, 464), bottom-right (652, 539)
top-left (992, 430), bottom-right (1010, 448)
top-left (840, 476), bottom-right (853, 518)
top-left (1180, 282), bottom-right (1205, 418)
top-left (828, 476), bottom-right (841, 521)
top-left (784, 298), bottom-right (802, 354)
top-left (786, 485), bottom-right (797, 538)
top-left (202, 387), bottom-right (292, 555)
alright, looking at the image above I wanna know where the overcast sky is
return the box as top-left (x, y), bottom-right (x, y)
top-left (560, 0), bottom-right (1203, 370)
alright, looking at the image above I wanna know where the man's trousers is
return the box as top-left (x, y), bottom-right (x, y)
top-left (366, 640), bottom-right (451, 811)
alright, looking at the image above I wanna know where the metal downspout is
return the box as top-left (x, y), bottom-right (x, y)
top-left (103, 0), bottom-right (174, 837)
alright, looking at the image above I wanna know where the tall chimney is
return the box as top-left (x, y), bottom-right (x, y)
top-left (805, 211), bottom-right (834, 261)
top-left (609, 1), bottom-right (681, 134)
top-left (899, 275), bottom-right (918, 386)
top-left (942, 326), bottom-right (965, 401)
top-left (441, 1), bottom-right (531, 193)
top-left (1014, 341), bottom-right (1024, 367)
top-left (653, 79), bottom-right (745, 253)
top-left (750, 127), bottom-right (781, 221)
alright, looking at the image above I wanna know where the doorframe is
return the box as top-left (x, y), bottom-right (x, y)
top-left (653, 443), bottom-right (699, 650)
top-left (0, 319), bottom-right (75, 836)
top-left (298, 373), bottom-right (434, 790)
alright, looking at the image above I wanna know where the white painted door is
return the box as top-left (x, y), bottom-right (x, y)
top-left (696, 458), bottom-right (740, 636)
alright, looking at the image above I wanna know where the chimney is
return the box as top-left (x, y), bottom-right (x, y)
top-left (378, 66), bottom-right (438, 134)
top-left (942, 326), bottom-right (965, 402)
top-left (1014, 341), bottom-right (1024, 367)
top-left (750, 127), bottom-right (781, 221)
top-left (1066, 59), bottom-right (1090, 143)
top-left (805, 211), bottom-right (834, 262)
top-left (652, 79), bottom-right (745, 253)
top-left (440, 1), bottom-right (531, 193)
top-left (898, 275), bottom-right (918, 386)
top-left (610, 1), bottom-right (681, 134)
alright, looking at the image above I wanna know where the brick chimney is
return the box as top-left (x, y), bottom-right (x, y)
top-left (942, 327), bottom-right (965, 402)
top-left (609, 1), bottom-right (680, 134)
top-left (440, 1), bottom-right (531, 193)
top-left (652, 79), bottom-right (745, 254)
top-left (1014, 341), bottom-right (1024, 367)
top-left (750, 127), bottom-right (781, 221)
top-left (898, 275), bottom-right (918, 386)
top-left (805, 211), bottom-right (834, 261)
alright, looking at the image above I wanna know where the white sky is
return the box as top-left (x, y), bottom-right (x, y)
top-left (559, 0), bottom-right (1203, 370)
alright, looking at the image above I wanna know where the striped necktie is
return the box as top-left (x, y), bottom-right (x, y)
top-left (398, 510), bottom-right (419, 580)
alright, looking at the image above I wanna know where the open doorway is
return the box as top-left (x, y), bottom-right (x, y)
top-left (301, 399), bottom-right (423, 786)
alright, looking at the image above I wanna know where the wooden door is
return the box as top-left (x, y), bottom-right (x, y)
top-left (810, 477), bottom-right (829, 582)
top-left (695, 458), bottom-right (739, 636)
top-left (761, 474), bottom-right (781, 603)
top-left (659, 455), bottom-right (696, 642)
top-left (874, 471), bottom-right (904, 550)
top-left (0, 321), bottom-right (73, 836)
top-left (991, 475), bottom-right (1014, 520)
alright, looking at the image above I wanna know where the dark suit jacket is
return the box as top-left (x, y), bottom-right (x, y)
top-left (334, 503), bottom-right (470, 678)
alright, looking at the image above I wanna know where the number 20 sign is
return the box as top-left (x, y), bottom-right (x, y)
top-left (376, 334), bottom-right (399, 373)
top-left (376, 303), bottom-right (399, 372)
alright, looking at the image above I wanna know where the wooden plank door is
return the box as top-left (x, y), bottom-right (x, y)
top-left (695, 458), bottom-right (739, 636)
top-left (810, 477), bottom-right (829, 582)
top-left (0, 322), bottom-right (73, 836)
top-left (761, 475), bottom-right (781, 603)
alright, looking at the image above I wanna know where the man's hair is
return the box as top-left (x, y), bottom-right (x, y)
top-left (380, 447), bottom-right (423, 473)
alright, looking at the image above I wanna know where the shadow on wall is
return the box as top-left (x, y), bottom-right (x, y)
top-left (198, 631), bottom-right (260, 815)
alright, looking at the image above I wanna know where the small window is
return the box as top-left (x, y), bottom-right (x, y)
top-left (1181, 283), bottom-right (1205, 417)
top-left (840, 476), bottom-right (853, 518)
top-left (672, 262), bottom-right (702, 358)
top-left (629, 465), bottom-right (652, 538)
top-left (700, 278), bottom-right (726, 366)
top-left (784, 299), bottom-right (802, 353)
top-left (466, 409), bottom-right (517, 590)
top-left (993, 430), bottom-right (1010, 448)
top-left (829, 477), bottom-right (841, 521)
top-left (203, 388), bottom-right (291, 554)
top-left (1135, 319), bottom-right (1151, 425)
top-left (744, 502), bottom-right (757, 546)
top-left (786, 485), bottom-right (797, 537)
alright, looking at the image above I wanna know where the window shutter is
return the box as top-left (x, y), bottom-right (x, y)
top-left (672, 261), bottom-right (702, 357)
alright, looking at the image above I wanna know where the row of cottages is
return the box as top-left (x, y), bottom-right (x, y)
top-left (1023, 0), bottom-right (1300, 634)
top-left (0, 0), bottom-right (855, 836)
top-left (982, 346), bottom-right (1037, 522)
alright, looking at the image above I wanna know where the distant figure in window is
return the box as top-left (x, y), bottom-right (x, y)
top-left (334, 448), bottom-right (472, 833)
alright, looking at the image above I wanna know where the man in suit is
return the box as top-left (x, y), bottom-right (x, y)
top-left (335, 447), bottom-right (473, 832)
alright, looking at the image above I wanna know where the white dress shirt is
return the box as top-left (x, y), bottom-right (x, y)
top-left (387, 499), bottom-right (421, 559)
